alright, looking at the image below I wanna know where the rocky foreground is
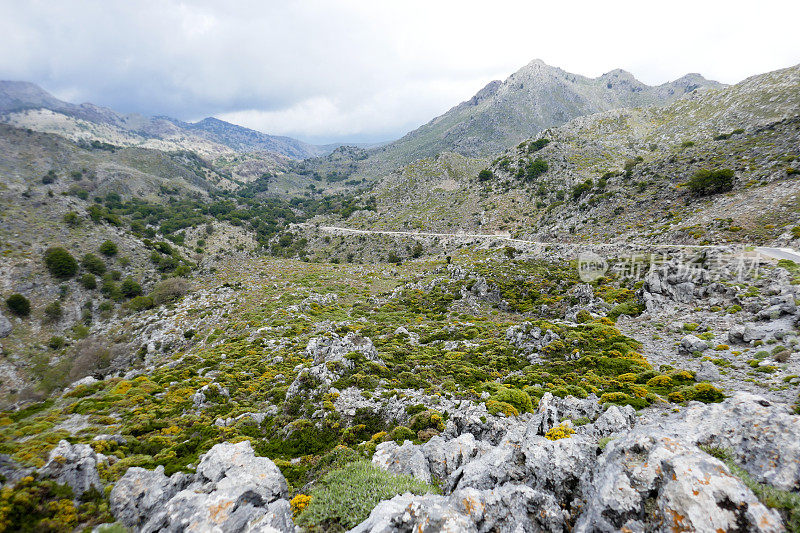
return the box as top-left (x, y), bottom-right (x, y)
top-left (14, 390), bottom-right (795, 532)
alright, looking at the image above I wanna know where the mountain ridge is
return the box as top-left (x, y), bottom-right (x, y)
top-left (0, 80), bottom-right (334, 159)
top-left (368, 59), bottom-right (724, 167)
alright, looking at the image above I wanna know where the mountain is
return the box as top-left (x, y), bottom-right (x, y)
top-left (339, 63), bottom-right (799, 246)
top-left (0, 81), bottom-right (332, 159)
top-left (368, 59), bottom-right (723, 166)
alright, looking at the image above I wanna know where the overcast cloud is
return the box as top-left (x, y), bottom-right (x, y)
top-left (1, 0), bottom-right (798, 144)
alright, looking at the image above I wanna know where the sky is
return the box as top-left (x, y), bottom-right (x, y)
top-left (1, 0), bottom-right (799, 145)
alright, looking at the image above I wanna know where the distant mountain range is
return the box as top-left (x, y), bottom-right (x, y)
top-left (0, 81), bottom-right (334, 159)
top-left (1, 59), bottom-right (723, 165)
top-left (370, 59), bottom-right (724, 166)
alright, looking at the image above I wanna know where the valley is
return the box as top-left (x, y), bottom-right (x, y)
top-left (0, 57), bottom-right (799, 532)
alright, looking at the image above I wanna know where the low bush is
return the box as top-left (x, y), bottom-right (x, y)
top-left (296, 461), bottom-right (437, 530)
top-left (150, 278), bottom-right (190, 305)
top-left (125, 296), bottom-right (154, 312)
top-left (43, 301), bottom-right (63, 321)
top-left (99, 240), bottom-right (118, 256)
top-left (119, 277), bottom-right (142, 298)
top-left (81, 273), bottom-right (97, 290)
top-left (6, 294), bottom-right (31, 317)
top-left (687, 168), bottom-right (734, 196)
top-left (82, 254), bottom-right (106, 276)
top-left (44, 247), bottom-right (78, 279)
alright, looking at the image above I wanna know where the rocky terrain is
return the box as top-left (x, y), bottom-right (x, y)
top-left (1, 59), bottom-right (800, 532)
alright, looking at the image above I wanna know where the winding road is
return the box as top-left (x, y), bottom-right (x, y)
top-left (313, 225), bottom-right (800, 262)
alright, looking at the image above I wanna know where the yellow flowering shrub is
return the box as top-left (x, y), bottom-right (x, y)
top-left (544, 424), bottom-right (575, 441)
top-left (291, 494), bottom-right (311, 516)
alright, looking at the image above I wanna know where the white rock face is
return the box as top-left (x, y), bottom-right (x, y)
top-left (39, 440), bottom-right (102, 497)
top-left (357, 392), bottom-right (800, 532)
top-left (110, 441), bottom-right (293, 533)
top-left (350, 484), bottom-right (566, 533)
top-left (575, 431), bottom-right (783, 532)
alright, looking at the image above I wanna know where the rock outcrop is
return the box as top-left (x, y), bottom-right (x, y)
top-left (110, 441), bottom-right (293, 532)
top-left (39, 440), bottom-right (102, 497)
top-left (362, 392), bottom-right (800, 532)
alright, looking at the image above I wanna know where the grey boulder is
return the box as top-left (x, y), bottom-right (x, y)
top-left (39, 440), bottom-right (102, 497)
top-left (575, 430), bottom-right (783, 532)
top-left (680, 334), bottom-right (708, 353)
top-left (350, 484), bottom-right (566, 533)
top-left (110, 441), bottom-right (293, 532)
top-left (0, 312), bottom-right (11, 338)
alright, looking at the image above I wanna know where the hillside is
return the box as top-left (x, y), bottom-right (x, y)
top-left (335, 64), bottom-right (800, 248)
top-left (2, 62), bottom-right (800, 533)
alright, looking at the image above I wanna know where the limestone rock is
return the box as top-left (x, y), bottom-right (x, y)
top-left (0, 312), bottom-right (12, 338)
top-left (372, 440), bottom-right (431, 483)
top-left (575, 431), bottom-right (783, 532)
top-left (109, 465), bottom-right (190, 529)
top-left (696, 360), bottom-right (721, 381)
top-left (111, 441), bottom-right (293, 532)
top-left (680, 334), bottom-right (708, 352)
top-left (350, 484), bottom-right (566, 533)
top-left (39, 440), bottom-right (102, 497)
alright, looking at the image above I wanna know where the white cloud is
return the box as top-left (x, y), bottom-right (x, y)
top-left (0, 0), bottom-right (798, 143)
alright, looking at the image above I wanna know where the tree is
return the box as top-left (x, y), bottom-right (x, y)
top-left (687, 168), bottom-right (735, 196)
top-left (120, 277), bottom-right (142, 298)
top-left (477, 169), bottom-right (494, 182)
top-left (99, 240), bottom-right (118, 256)
top-left (525, 159), bottom-right (548, 181)
top-left (44, 247), bottom-right (78, 279)
top-left (63, 212), bottom-right (80, 226)
top-left (82, 253), bottom-right (106, 275)
top-left (5, 294), bottom-right (30, 317)
top-left (44, 301), bottom-right (63, 321)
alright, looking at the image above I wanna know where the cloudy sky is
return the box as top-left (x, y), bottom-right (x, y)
top-left (2, 0), bottom-right (798, 144)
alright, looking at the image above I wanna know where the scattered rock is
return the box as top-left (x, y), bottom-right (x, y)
top-left (696, 360), bottom-right (721, 381)
top-left (351, 484), bottom-right (566, 533)
top-left (680, 334), bottom-right (708, 353)
top-left (0, 313), bottom-right (12, 338)
top-left (39, 440), bottom-right (102, 497)
top-left (110, 441), bottom-right (293, 532)
top-left (576, 430), bottom-right (783, 532)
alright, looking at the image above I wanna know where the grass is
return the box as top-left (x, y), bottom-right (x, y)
top-left (295, 460), bottom-right (438, 531)
top-left (701, 446), bottom-right (800, 531)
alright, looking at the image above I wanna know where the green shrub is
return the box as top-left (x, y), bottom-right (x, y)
top-left (44, 247), bottom-right (78, 278)
top-left (296, 461), bottom-right (437, 530)
top-left (48, 336), bottom-right (66, 350)
top-left (43, 301), bottom-right (63, 321)
top-left (125, 296), bottom-right (154, 312)
top-left (687, 168), bottom-right (735, 196)
top-left (5, 294), bottom-right (30, 317)
top-left (63, 212), bottom-right (80, 226)
top-left (81, 273), bottom-right (97, 290)
top-left (525, 158), bottom-right (548, 181)
top-left (82, 254), bottom-right (107, 275)
top-left (120, 277), bottom-right (142, 298)
top-left (491, 387), bottom-right (534, 414)
top-left (528, 138), bottom-right (550, 152)
top-left (388, 426), bottom-right (416, 444)
top-left (99, 240), bottom-right (118, 256)
top-left (477, 169), bottom-right (494, 182)
top-left (150, 278), bottom-right (190, 305)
